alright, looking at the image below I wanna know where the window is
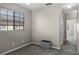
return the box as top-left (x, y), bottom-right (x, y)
top-left (15, 12), bottom-right (24, 30)
top-left (14, 12), bottom-right (24, 31)
top-left (8, 10), bottom-right (13, 31)
top-left (0, 7), bottom-right (24, 31)
top-left (0, 8), bottom-right (8, 31)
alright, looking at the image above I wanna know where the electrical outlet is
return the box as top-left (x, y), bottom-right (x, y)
top-left (12, 43), bottom-right (15, 46)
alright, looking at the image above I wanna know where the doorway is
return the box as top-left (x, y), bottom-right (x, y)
top-left (63, 8), bottom-right (77, 49)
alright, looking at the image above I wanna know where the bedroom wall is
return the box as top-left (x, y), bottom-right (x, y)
top-left (32, 4), bottom-right (63, 49)
top-left (0, 3), bottom-right (32, 54)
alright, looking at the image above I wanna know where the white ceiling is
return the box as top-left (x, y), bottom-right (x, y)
top-left (18, 3), bottom-right (53, 10)
top-left (18, 3), bottom-right (78, 10)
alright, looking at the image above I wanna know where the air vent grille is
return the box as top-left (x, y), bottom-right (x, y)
top-left (46, 3), bottom-right (52, 6)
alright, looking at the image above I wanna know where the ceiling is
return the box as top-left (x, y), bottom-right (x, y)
top-left (18, 3), bottom-right (53, 10)
top-left (18, 3), bottom-right (78, 10)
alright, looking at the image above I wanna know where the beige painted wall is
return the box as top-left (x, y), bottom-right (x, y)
top-left (1, 3), bottom-right (78, 53)
top-left (0, 3), bottom-right (32, 54)
top-left (32, 4), bottom-right (63, 49)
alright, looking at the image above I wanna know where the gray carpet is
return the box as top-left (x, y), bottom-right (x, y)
top-left (6, 41), bottom-right (79, 55)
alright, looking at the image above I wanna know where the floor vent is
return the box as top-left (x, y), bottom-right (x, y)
top-left (40, 40), bottom-right (52, 48)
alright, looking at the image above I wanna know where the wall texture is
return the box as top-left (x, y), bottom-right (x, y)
top-left (32, 4), bottom-right (63, 49)
top-left (0, 3), bottom-right (32, 54)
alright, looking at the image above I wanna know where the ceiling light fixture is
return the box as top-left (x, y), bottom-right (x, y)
top-left (25, 3), bottom-right (31, 5)
top-left (68, 5), bottom-right (72, 9)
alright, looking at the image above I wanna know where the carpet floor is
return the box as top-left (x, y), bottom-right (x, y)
top-left (6, 41), bottom-right (79, 55)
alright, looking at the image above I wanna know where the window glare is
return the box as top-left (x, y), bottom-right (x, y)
top-left (15, 26), bottom-right (19, 30)
top-left (0, 26), bottom-right (7, 31)
top-left (8, 26), bottom-right (13, 31)
top-left (8, 10), bottom-right (13, 16)
top-left (1, 8), bottom-right (7, 15)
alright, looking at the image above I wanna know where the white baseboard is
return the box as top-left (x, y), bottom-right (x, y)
top-left (1, 42), bottom-right (32, 55)
top-left (52, 46), bottom-right (61, 49)
top-left (31, 42), bottom-right (40, 45)
top-left (31, 42), bottom-right (60, 49)
top-left (1, 42), bottom-right (60, 55)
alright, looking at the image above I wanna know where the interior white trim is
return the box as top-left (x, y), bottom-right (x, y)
top-left (31, 42), bottom-right (61, 49)
top-left (1, 42), bottom-right (32, 55)
top-left (1, 42), bottom-right (60, 55)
